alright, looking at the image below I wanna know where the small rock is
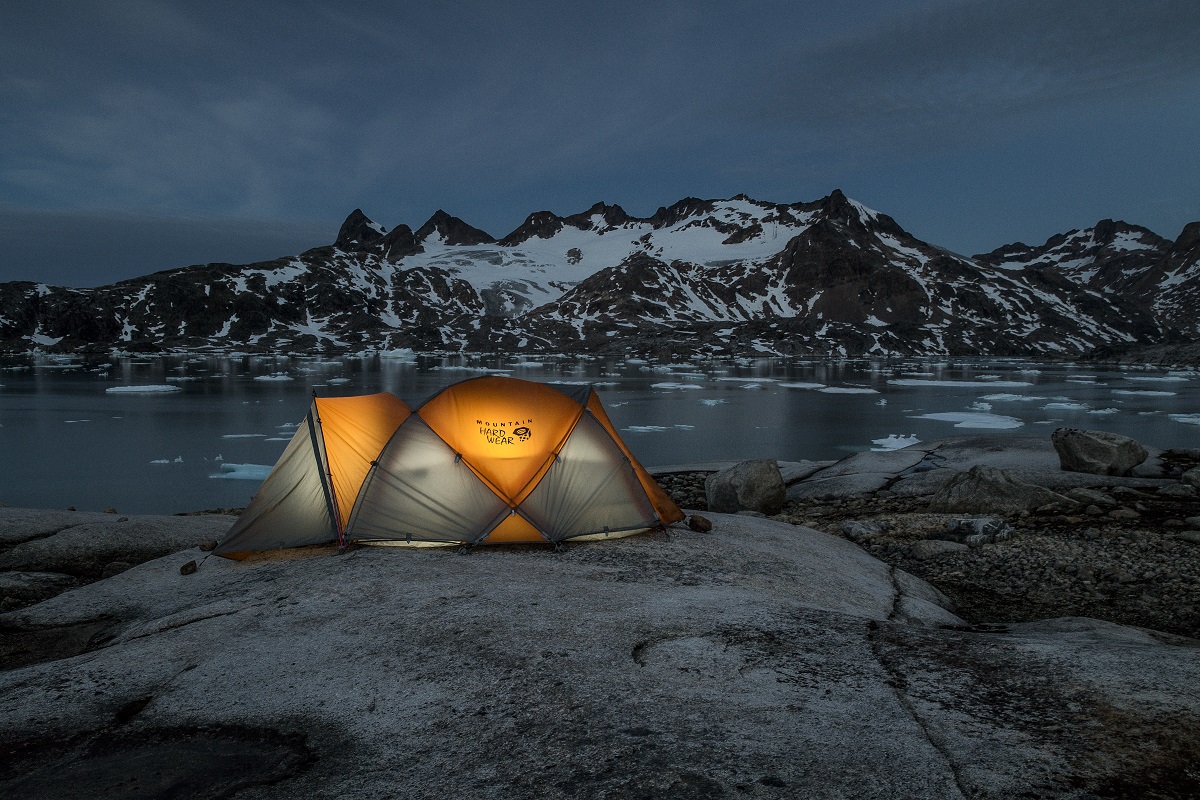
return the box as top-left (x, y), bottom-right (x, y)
top-left (1186, 516), bottom-right (1200, 528)
top-left (104, 506), bottom-right (118, 514)
top-left (909, 540), bottom-right (969, 560)
top-left (1181, 467), bottom-right (1200, 489)
top-left (1157, 484), bottom-right (1197, 498)
top-left (198, 538), bottom-right (219, 551)
top-left (117, 517), bottom-right (129, 523)
top-left (1084, 505), bottom-right (1104, 516)
top-left (179, 560), bottom-right (198, 575)
top-left (1109, 508), bottom-right (1141, 521)
top-left (935, 517), bottom-right (1014, 548)
top-left (736, 510), bottom-right (766, 518)
top-left (687, 515), bottom-right (713, 533)
top-left (1176, 530), bottom-right (1200, 545)
top-left (841, 520), bottom-right (885, 543)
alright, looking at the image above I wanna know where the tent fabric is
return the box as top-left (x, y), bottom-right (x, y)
top-left (216, 377), bottom-right (685, 557)
top-left (213, 392), bottom-right (411, 559)
top-left (313, 393), bottom-right (412, 530)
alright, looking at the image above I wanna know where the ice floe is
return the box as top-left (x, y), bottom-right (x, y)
top-left (1043, 402), bottom-right (1090, 411)
top-left (221, 433), bottom-right (266, 439)
top-left (871, 434), bottom-right (920, 450)
top-left (699, 399), bottom-right (728, 406)
top-left (210, 463), bottom-right (273, 480)
top-left (981, 393), bottom-right (1046, 402)
top-left (818, 386), bottom-right (879, 394)
top-left (888, 379), bottom-right (1033, 388)
top-left (910, 412), bottom-right (1024, 429)
top-left (106, 384), bottom-right (183, 394)
top-left (253, 374), bottom-right (294, 382)
top-left (650, 382), bottom-right (703, 390)
top-left (624, 424), bottom-right (696, 433)
top-left (779, 382), bottom-right (826, 390)
top-left (1112, 389), bottom-right (1177, 397)
top-left (1169, 413), bottom-right (1200, 426)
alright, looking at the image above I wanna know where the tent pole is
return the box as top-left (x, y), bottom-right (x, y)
top-left (306, 399), bottom-right (343, 551)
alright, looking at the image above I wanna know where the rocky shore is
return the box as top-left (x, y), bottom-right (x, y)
top-left (2, 431), bottom-right (1199, 798)
top-left (657, 433), bottom-right (1200, 640)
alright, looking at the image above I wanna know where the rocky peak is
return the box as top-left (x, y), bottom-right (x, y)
top-left (374, 224), bottom-right (421, 260)
top-left (563, 202), bottom-right (634, 231)
top-left (334, 209), bottom-right (386, 250)
top-left (1170, 221), bottom-right (1200, 258)
top-left (817, 189), bottom-right (907, 239)
top-left (647, 197), bottom-right (716, 229)
top-left (498, 211), bottom-right (566, 246)
top-left (415, 210), bottom-right (496, 246)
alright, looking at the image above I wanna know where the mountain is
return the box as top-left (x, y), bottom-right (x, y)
top-left (0, 193), bottom-right (1194, 358)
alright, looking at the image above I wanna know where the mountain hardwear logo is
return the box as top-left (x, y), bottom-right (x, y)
top-left (477, 418), bottom-right (533, 446)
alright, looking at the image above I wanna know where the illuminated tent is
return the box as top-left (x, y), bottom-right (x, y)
top-left (215, 377), bottom-right (683, 557)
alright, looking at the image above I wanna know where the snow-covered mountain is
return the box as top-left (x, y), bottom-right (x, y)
top-left (1, 191), bottom-right (1194, 358)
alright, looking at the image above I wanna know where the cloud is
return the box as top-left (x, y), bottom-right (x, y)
top-left (760, 0), bottom-right (1200, 146)
top-left (2, 80), bottom-right (350, 216)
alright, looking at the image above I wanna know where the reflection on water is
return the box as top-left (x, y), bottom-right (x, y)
top-left (2, 353), bottom-right (1198, 514)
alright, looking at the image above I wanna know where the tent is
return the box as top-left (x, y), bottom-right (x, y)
top-left (215, 376), bottom-right (683, 557)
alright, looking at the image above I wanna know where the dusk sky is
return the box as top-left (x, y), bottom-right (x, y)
top-left (1, 0), bottom-right (1197, 286)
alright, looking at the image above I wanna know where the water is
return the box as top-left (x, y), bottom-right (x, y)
top-left (2, 353), bottom-right (1198, 515)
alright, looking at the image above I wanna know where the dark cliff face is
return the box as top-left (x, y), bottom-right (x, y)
top-left (334, 209), bottom-right (385, 249)
top-left (0, 194), bottom-right (1193, 357)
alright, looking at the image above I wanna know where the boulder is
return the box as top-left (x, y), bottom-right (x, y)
top-left (1182, 467), bottom-right (1200, 489)
top-left (705, 459), bottom-right (786, 515)
top-left (1051, 428), bottom-right (1148, 476)
top-left (928, 465), bottom-right (1077, 515)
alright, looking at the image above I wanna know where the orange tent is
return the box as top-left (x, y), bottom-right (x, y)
top-left (215, 377), bottom-right (683, 557)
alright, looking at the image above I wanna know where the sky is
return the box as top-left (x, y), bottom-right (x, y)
top-left (1, 0), bottom-right (1197, 286)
